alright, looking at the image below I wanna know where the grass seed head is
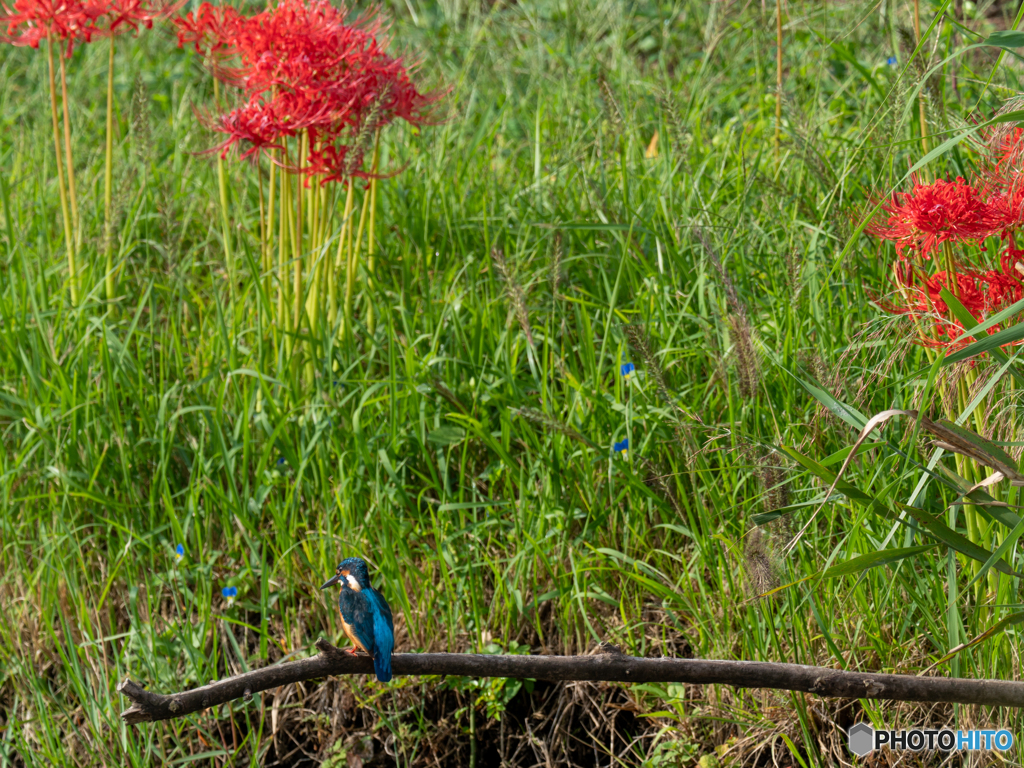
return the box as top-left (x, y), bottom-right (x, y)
top-left (550, 232), bottom-right (563, 298)
top-left (597, 74), bottom-right (623, 133)
top-left (514, 407), bottom-right (591, 447)
top-left (657, 86), bottom-right (691, 156)
top-left (129, 73), bottom-right (154, 169)
top-left (696, 227), bottom-right (763, 400)
top-left (623, 323), bottom-right (703, 428)
top-left (492, 247), bottom-right (534, 348)
top-left (728, 313), bottom-right (760, 400)
top-left (744, 527), bottom-right (782, 600)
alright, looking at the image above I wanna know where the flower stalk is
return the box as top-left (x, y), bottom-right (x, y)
top-left (103, 35), bottom-right (116, 301)
top-left (46, 37), bottom-right (77, 305)
top-left (213, 78), bottom-right (235, 306)
top-left (365, 137), bottom-right (380, 335)
top-left (58, 52), bottom-right (80, 253)
top-left (774, 0), bottom-right (783, 165)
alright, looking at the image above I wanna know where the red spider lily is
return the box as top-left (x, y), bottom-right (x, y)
top-left (1, 0), bottom-right (97, 51)
top-left (884, 263), bottom-right (1024, 351)
top-left (304, 140), bottom-right (352, 183)
top-left (998, 237), bottom-right (1024, 279)
top-left (989, 125), bottom-right (1024, 169)
top-left (987, 181), bottom-right (1024, 235)
top-left (175, 0), bottom-right (439, 177)
top-left (209, 91), bottom-right (344, 160)
top-left (99, 0), bottom-right (182, 34)
top-left (2, 0), bottom-right (179, 53)
top-left (867, 176), bottom-right (1000, 260)
top-left (210, 99), bottom-right (290, 161)
top-left (977, 127), bottom-right (1024, 237)
top-left (173, 1), bottom-right (241, 56)
top-left (985, 267), bottom-right (1024, 310)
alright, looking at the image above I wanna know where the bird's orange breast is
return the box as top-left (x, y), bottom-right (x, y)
top-left (340, 615), bottom-right (369, 653)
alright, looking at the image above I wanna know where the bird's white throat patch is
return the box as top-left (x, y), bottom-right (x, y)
top-left (345, 574), bottom-right (362, 591)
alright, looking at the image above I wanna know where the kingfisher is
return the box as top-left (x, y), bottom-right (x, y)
top-left (320, 557), bottom-right (395, 683)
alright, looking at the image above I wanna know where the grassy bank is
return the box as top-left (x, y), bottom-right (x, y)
top-left (3, 0), bottom-right (1024, 764)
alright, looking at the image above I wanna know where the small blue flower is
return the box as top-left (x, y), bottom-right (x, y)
top-left (613, 438), bottom-right (629, 457)
top-left (277, 457), bottom-right (286, 466)
top-left (887, 56), bottom-right (897, 66)
top-left (620, 362), bottom-right (635, 380)
top-left (175, 544), bottom-right (184, 563)
top-left (222, 586), bottom-right (238, 604)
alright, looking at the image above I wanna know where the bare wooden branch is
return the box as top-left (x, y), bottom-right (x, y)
top-left (117, 638), bottom-right (1024, 724)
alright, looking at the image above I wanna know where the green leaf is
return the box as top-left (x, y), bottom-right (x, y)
top-left (427, 425), bottom-right (466, 446)
top-left (896, 502), bottom-right (1022, 577)
top-left (983, 30), bottom-right (1024, 50)
top-left (783, 368), bottom-right (869, 431)
top-left (942, 320), bottom-right (1024, 364)
top-left (437, 500), bottom-right (510, 511)
top-left (953, 293), bottom-right (1024, 339)
top-left (821, 545), bottom-right (938, 579)
top-left (781, 445), bottom-right (896, 519)
top-left (968, 515), bottom-right (1024, 590)
top-left (939, 288), bottom-right (1024, 380)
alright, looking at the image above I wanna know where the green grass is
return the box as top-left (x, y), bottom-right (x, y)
top-left (4, 0), bottom-right (1024, 765)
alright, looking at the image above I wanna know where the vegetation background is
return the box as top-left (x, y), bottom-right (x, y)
top-left (3, 0), bottom-right (1024, 764)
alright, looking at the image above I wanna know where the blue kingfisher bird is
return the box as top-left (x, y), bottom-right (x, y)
top-left (320, 557), bottom-right (395, 683)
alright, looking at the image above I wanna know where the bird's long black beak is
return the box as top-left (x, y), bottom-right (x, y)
top-left (320, 573), bottom-right (341, 590)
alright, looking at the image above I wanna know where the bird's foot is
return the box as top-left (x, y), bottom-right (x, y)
top-left (345, 647), bottom-right (360, 656)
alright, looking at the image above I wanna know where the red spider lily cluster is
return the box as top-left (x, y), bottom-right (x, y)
top-left (175, 0), bottom-right (437, 182)
top-left (1, 0), bottom-right (178, 54)
top-left (869, 127), bottom-right (1024, 351)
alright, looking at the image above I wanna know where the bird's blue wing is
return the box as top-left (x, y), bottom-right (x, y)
top-left (365, 587), bottom-right (394, 682)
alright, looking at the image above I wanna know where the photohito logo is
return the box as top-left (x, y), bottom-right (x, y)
top-left (847, 723), bottom-right (1014, 756)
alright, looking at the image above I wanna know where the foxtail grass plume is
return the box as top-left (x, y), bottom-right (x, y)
top-left (513, 407), bottom-right (596, 448)
top-left (694, 228), bottom-right (760, 398)
top-left (621, 323), bottom-right (703, 459)
top-left (657, 86), bottom-right (692, 158)
top-left (550, 232), bottom-right (563, 299)
top-left (784, 248), bottom-right (803, 304)
top-left (757, 453), bottom-right (790, 514)
top-left (638, 457), bottom-right (683, 518)
top-left (743, 527), bottom-right (783, 601)
top-left (597, 74), bottom-right (623, 132)
top-left (492, 247), bottom-right (535, 349)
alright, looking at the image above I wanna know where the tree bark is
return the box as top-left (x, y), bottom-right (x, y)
top-left (117, 638), bottom-right (1024, 725)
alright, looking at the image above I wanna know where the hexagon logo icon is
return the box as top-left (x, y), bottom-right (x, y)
top-left (848, 722), bottom-right (875, 757)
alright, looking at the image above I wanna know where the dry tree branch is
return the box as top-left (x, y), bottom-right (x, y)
top-left (118, 638), bottom-right (1024, 725)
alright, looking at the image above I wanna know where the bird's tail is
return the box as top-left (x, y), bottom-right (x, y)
top-left (373, 652), bottom-right (392, 683)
